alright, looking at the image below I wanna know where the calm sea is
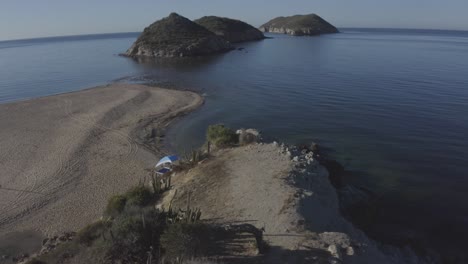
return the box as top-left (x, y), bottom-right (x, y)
top-left (1, 29), bottom-right (468, 259)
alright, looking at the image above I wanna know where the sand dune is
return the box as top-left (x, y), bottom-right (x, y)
top-left (0, 84), bottom-right (202, 245)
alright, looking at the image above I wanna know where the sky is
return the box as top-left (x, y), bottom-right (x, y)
top-left (0, 0), bottom-right (467, 41)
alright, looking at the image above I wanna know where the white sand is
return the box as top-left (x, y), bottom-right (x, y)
top-left (0, 84), bottom-right (202, 240)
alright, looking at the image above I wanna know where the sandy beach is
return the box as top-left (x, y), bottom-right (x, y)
top-left (0, 83), bottom-right (202, 253)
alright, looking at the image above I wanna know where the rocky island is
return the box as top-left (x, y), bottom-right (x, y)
top-left (260, 14), bottom-right (339, 36)
top-left (195, 16), bottom-right (265, 43)
top-left (124, 13), bottom-right (233, 58)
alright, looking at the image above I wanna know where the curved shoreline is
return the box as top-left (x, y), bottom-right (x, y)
top-left (0, 83), bottom-right (203, 257)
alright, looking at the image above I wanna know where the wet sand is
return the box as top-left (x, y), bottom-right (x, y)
top-left (0, 83), bottom-right (202, 254)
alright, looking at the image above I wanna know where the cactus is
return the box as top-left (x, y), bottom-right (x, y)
top-left (195, 209), bottom-right (202, 221)
top-left (163, 174), bottom-right (172, 190)
top-left (164, 191), bottom-right (202, 224)
top-left (182, 148), bottom-right (204, 166)
top-left (150, 174), bottom-right (161, 194)
top-left (190, 149), bottom-right (203, 164)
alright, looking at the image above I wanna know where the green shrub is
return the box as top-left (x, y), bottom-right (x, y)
top-left (206, 124), bottom-right (238, 147)
top-left (112, 216), bottom-right (143, 239)
top-left (77, 220), bottom-right (108, 246)
top-left (106, 209), bottom-right (166, 263)
top-left (161, 222), bottom-right (211, 261)
top-left (125, 185), bottom-right (154, 207)
top-left (105, 194), bottom-right (127, 217)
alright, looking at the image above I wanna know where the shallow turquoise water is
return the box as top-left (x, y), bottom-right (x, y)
top-left (1, 29), bottom-right (468, 258)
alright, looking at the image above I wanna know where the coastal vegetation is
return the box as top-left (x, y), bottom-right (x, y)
top-left (23, 125), bottom-right (265, 264)
top-left (260, 14), bottom-right (339, 36)
top-left (206, 124), bottom-right (238, 147)
top-left (25, 184), bottom-right (217, 263)
top-left (195, 16), bottom-right (265, 43)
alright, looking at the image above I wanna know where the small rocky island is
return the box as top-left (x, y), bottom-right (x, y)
top-left (124, 13), bottom-right (233, 58)
top-left (260, 14), bottom-right (339, 36)
top-left (195, 16), bottom-right (265, 43)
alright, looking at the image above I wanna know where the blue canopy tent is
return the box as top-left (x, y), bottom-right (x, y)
top-left (156, 167), bottom-right (171, 176)
top-left (155, 155), bottom-right (179, 168)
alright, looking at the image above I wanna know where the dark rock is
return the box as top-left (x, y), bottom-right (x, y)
top-left (125, 13), bottom-right (233, 58)
top-left (237, 129), bottom-right (261, 145)
top-left (14, 253), bottom-right (29, 263)
top-left (320, 159), bottom-right (345, 188)
top-left (259, 14), bottom-right (339, 36)
top-left (195, 16), bottom-right (265, 43)
top-left (311, 142), bottom-right (320, 152)
top-left (338, 185), bottom-right (379, 229)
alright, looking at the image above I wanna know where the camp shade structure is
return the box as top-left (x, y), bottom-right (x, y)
top-left (156, 167), bottom-right (171, 176)
top-left (155, 155), bottom-right (179, 168)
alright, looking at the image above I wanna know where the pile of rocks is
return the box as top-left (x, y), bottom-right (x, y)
top-left (40, 232), bottom-right (76, 255)
top-left (15, 232), bottom-right (76, 264)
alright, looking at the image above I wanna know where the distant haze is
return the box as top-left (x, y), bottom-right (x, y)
top-left (1, 0), bottom-right (467, 41)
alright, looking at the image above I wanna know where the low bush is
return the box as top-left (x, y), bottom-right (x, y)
top-left (76, 220), bottom-right (108, 246)
top-left (206, 124), bottom-right (238, 147)
top-left (106, 209), bottom-right (166, 263)
top-left (125, 185), bottom-right (154, 207)
top-left (161, 222), bottom-right (212, 261)
top-left (105, 194), bottom-right (127, 217)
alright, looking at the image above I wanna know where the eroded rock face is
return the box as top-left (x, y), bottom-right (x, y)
top-left (124, 13), bottom-right (233, 58)
top-left (195, 16), bottom-right (265, 43)
top-left (236, 128), bottom-right (261, 145)
top-left (259, 14), bottom-right (339, 36)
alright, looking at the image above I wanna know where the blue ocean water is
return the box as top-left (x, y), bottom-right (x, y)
top-left (1, 29), bottom-right (468, 258)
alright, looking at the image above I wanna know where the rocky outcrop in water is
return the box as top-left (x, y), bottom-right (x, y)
top-left (195, 16), bottom-right (265, 43)
top-left (283, 143), bottom-right (427, 263)
top-left (124, 13), bottom-right (233, 58)
top-left (260, 14), bottom-right (339, 36)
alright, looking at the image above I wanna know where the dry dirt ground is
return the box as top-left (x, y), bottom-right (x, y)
top-left (160, 143), bottom-right (419, 264)
top-left (160, 144), bottom-right (332, 263)
top-left (0, 84), bottom-right (202, 258)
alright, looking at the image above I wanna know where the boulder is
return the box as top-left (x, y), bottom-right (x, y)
top-left (236, 128), bottom-right (261, 145)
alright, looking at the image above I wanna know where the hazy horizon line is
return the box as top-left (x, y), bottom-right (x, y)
top-left (2, 27), bottom-right (468, 43)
